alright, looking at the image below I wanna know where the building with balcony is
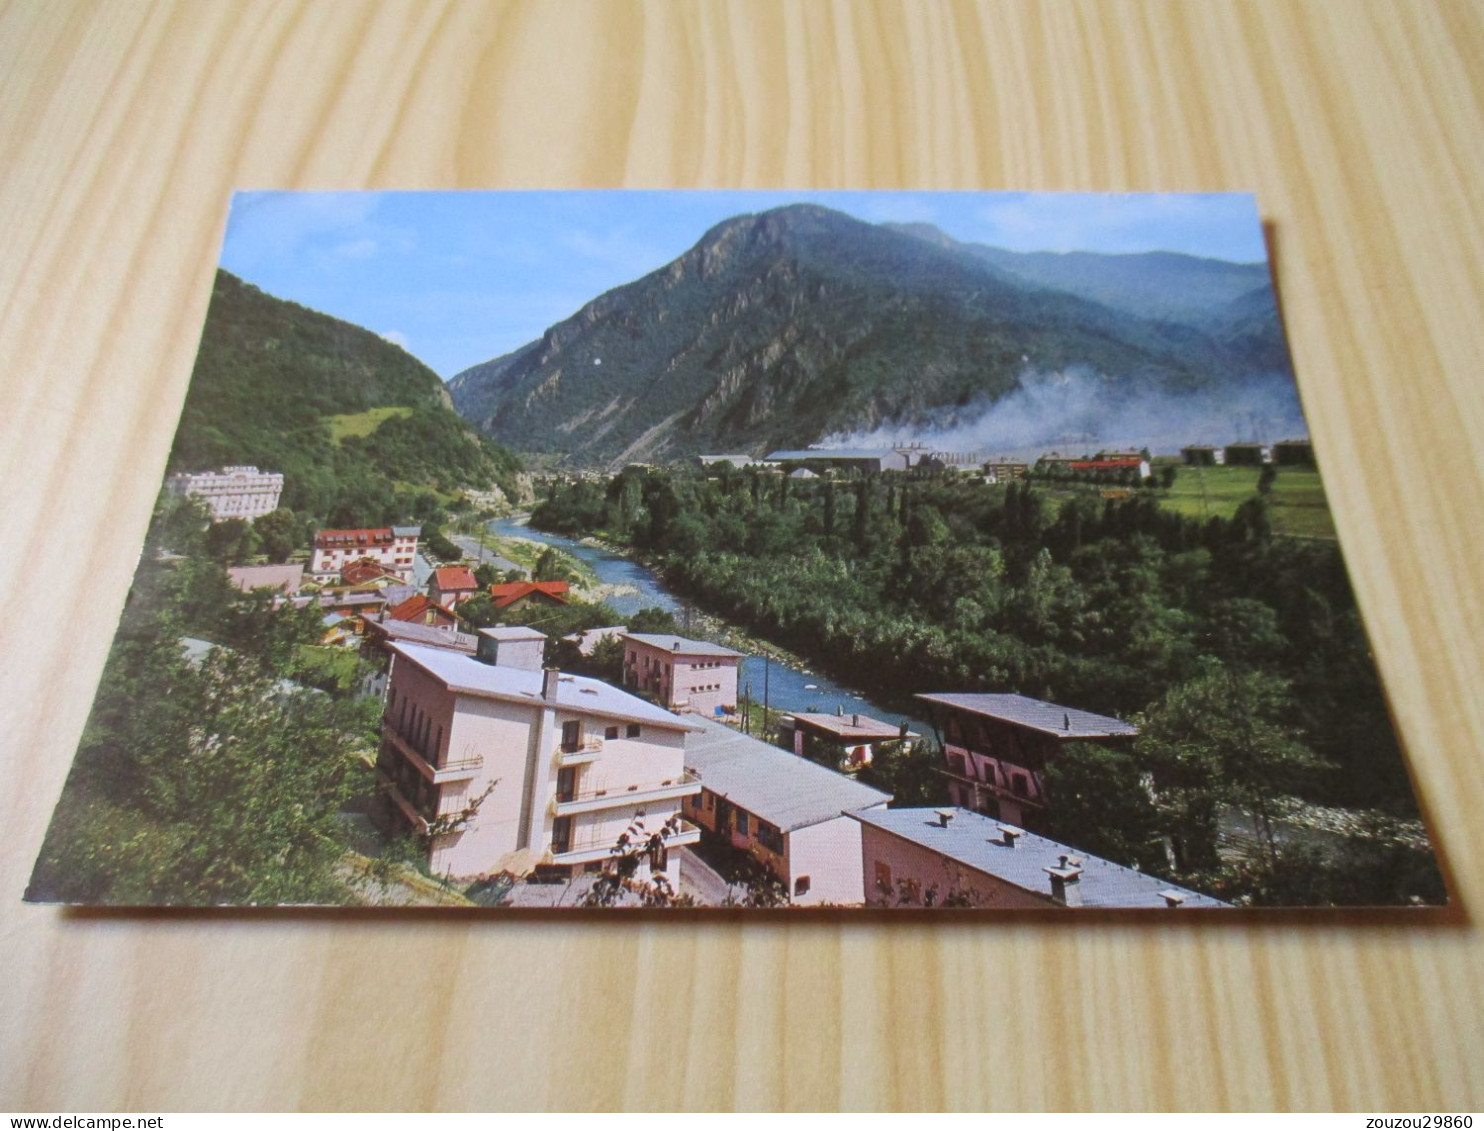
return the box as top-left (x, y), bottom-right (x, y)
top-left (623, 633), bottom-right (743, 718)
top-left (377, 629), bottom-right (702, 885)
top-left (781, 711), bottom-right (918, 772)
top-left (166, 465), bottom-right (284, 522)
top-left (850, 807), bottom-right (1226, 909)
top-left (915, 692), bottom-right (1139, 830)
top-left (682, 716), bottom-right (891, 905)
top-left (309, 526), bottom-right (420, 582)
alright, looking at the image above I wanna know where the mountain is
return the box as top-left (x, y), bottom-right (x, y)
top-left (884, 225), bottom-right (1276, 327)
top-left (171, 270), bottom-right (522, 520)
top-left (449, 204), bottom-right (1292, 466)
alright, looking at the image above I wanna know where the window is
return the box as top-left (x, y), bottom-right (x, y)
top-left (627, 723), bottom-right (641, 738)
top-left (793, 876), bottom-right (811, 897)
top-left (736, 810), bottom-right (750, 836)
top-left (1011, 772), bottom-right (1030, 797)
top-left (605, 725), bottom-right (619, 741)
top-left (874, 861), bottom-right (892, 895)
top-left (757, 822), bottom-right (783, 854)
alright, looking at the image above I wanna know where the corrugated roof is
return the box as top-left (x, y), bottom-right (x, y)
top-left (915, 693), bottom-right (1138, 739)
top-left (849, 808), bottom-right (1226, 908)
top-left (624, 633), bottom-right (744, 658)
top-left (684, 716), bottom-right (891, 832)
top-left (390, 643), bottom-right (701, 731)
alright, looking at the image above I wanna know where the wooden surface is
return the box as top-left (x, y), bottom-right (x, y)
top-left (4, 0), bottom-right (1484, 1112)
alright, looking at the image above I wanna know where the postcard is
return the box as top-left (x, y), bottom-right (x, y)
top-left (26, 190), bottom-right (1443, 910)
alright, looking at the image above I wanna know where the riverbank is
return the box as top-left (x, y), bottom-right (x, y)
top-left (493, 517), bottom-right (929, 731)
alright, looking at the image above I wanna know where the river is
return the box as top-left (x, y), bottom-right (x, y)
top-left (489, 517), bottom-right (928, 734)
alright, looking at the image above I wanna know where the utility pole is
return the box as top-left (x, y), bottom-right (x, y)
top-left (763, 656), bottom-right (771, 738)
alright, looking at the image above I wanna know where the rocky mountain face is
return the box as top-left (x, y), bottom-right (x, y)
top-left (449, 204), bottom-right (1291, 466)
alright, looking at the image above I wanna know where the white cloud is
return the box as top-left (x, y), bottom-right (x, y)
top-left (380, 330), bottom-right (410, 350)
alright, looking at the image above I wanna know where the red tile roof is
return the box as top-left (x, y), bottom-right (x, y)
top-left (1068, 459), bottom-right (1144, 471)
top-left (314, 527), bottom-right (394, 550)
top-left (432, 566), bottom-right (479, 592)
top-left (388, 594), bottom-right (458, 625)
top-left (489, 580), bottom-right (570, 609)
top-left (341, 557), bottom-right (400, 585)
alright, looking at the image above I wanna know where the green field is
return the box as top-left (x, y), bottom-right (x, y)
top-left (1159, 464), bottom-right (1335, 540)
top-left (327, 405), bottom-right (415, 442)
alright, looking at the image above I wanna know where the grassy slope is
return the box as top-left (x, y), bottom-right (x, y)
top-left (327, 405), bottom-right (415, 442)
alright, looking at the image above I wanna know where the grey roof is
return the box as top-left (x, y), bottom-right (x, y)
top-left (227, 563), bottom-right (304, 593)
top-left (391, 525), bottom-right (422, 537)
top-left (370, 619), bottom-right (479, 654)
top-left (623, 633), bottom-right (744, 659)
top-left (391, 643), bottom-right (701, 731)
top-left (849, 808), bottom-right (1227, 909)
top-left (684, 716), bottom-right (891, 832)
top-left (915, 693), bottom-right (1138, 739)
top-left (791, 712), bottom-right (914, 741)
top-left (766, 449), bottom-right (895, 462)
top-left (480, 626), bottom-right (548, 643)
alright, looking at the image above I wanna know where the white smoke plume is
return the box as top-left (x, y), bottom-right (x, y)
top-left (819, 367), bottom-right (1308, 458)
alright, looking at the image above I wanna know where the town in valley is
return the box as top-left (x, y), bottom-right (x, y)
top-left (28, 193), bottom-right (1443, 911)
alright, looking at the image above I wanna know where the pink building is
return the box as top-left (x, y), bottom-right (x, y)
top-left (916, 693), bottom-right (1138, 830)
top-left (429, 565), bottom-right (480, 608)
top-left (377, 628), bottom-right (702, 885)
top-left (310, 525), bottom-right (420, 582)
top-left (623, 633), bottom-right (742, 718)
top-left (682, 716), bottom-right (890, 905)
top-left (851, 807), bottom-right (1225, 909)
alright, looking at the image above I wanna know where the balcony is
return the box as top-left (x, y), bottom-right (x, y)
top-left (382, 721), bottom-right (483, 784)
top-left (378, 773), bottom-right (430, 834)
top-left (551, 770), bottom-right (702, 817)
top-left (555, 736), bottom-right (603, 766)
top-left (551, 818), bottom-right (702, 865)
top-left (937, 767), bottom-right (1044, 811)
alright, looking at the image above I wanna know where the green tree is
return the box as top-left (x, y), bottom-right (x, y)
top-left (205, 517), bottom-right (259, 565)
top-left (30, 640), bottom-right (369, 905)
top-left (1041, 742), bottom-right (1166, 872)
top-left (1137, 666), bottom-right (1327, 873)
top-left (253, 507), bottom-right (301, 562)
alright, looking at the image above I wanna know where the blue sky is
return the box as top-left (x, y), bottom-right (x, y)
top-left (219, 190), bottom-right (1268, 379)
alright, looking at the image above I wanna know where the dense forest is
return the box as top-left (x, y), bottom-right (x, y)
top-left (171, 270), bottom-right (523, 526)
top-left (532, 465), bottom-right (1443, 906)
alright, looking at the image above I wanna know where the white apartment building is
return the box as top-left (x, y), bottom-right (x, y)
top-left (310, 525), bottom-right (420, 581)
top-left (166, 465), bottom-right (284, 522)
top-left (377, 628), bottom-right (703, 886)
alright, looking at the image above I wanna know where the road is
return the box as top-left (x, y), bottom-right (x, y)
top-left (450, 533), bottom-right (522, 574)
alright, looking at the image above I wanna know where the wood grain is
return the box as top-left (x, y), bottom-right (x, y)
top-left (3, 0), bottom-right (1483, 1111)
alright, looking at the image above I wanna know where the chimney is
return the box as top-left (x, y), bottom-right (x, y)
top-left (997, 824), bottom-right (1024, 848)
top-left (1045, 862), bottom-right (1084, 907)
top-left (542, 667), bottom-right (560, 700)
top-left (672, 640), bottom-right (681, 652)
top-left (852, 713), bottom-right (860, 727)
top-left (1157, 889), bottom-right (1187, 909)
top-left (1063, 712), bottom-right (1071, 731)
top-left (899, 721), bottom-right (909, 739)
top-left (934, 808), bottom-right (955, 828)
